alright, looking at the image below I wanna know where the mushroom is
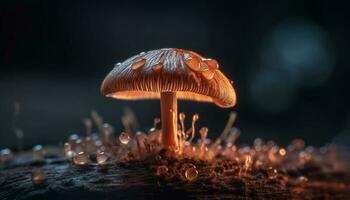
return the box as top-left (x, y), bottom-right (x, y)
top-left (101, 48), bottom-right (236, 153)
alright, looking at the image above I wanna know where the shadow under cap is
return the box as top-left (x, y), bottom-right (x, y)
top-left (101, 48), bottom-right (236, 108)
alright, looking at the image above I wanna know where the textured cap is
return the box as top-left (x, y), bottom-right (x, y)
top-left (101, 48), bottom-right (236, 108)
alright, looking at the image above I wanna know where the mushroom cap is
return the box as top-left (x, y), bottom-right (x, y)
top-left (101, 48), bottom-right (236, 108)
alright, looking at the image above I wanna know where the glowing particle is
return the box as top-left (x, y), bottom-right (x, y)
top-left (185, 167), bottom-right (198, 181)
top-left (96, 152), bottom-right (109, 165)
top-left (131, 58), bottom-right (146, 71)
top-left (0, 148), bottom-right (13, 163)
top-left (267, 167), bottom-right (278, 179)
top-left (73, 152), bottom-right (89, 166)
top-left (119, 132), bottom-right (131, 144)
top-left (32, 169), bottom-right (46, 185)
top-left (32, 145), bottom-right (46, 159)
top-left (279, 148), bottom-right (287, 156)
top-left (156, 165), bottom-right (168, 176)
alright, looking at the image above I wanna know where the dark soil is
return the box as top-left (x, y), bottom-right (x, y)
top-left (1, 152), bottom-right (350, 200)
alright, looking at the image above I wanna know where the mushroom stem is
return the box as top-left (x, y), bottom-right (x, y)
top-left (160, 92), bottom-right (178, 151)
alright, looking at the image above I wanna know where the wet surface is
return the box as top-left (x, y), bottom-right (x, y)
top-left (1, 154), bottom-right (350, 200)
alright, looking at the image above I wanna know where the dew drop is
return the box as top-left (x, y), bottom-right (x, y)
top-left (156, 165), bottom-right (168, 176)
top-left (115, 62), bottom-right (121, 67)
top-left (32, 169), bottom-right (46, 185)
top-left (119, 132), bottom-right (131, 144)
top-left (267, 167), bottom-right (278, 179)
top-left (96, 152), bottom-right (109, 165)
top-left (0, 148), bottom-right (13, 163)
top-left (65, 150), bottom-right (77, 160)
top-left (139, 51), bottom-right (146, 56)
top-left (131, 58), bottom-right (146, 71)
top-left (202, 69), bottom-right (215, 80)
top-left (73, 152), bottom-right (89, 166)
top-left (185, 167), bottom-right (198, 181)
top-left (32, 145), bottom-right (46, 159)
top-left (152, 62), bottom-right (163, 72)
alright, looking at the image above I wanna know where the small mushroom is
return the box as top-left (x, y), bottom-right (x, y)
top-left (101, 48), bottom-right (236, 153)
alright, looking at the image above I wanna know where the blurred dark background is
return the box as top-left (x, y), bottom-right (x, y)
top-left (1, 0), bottom-right (349, 150)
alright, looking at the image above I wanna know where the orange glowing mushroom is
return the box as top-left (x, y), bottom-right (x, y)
top-left (101, 48), bottom-right (236, 153)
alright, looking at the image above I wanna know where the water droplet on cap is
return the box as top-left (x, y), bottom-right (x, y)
top-left (152, 62), bottom-right (163, 72)
top-left (184, 55), bottom-right (200, 71)
top-left (202, 58), bottom-right (219, 69)
top-left (132, 58), bottom-right (146, 71)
